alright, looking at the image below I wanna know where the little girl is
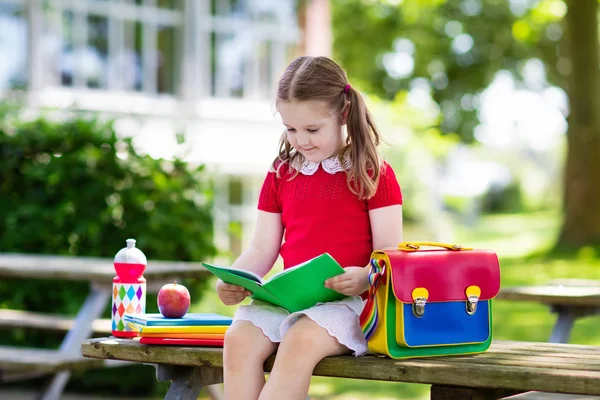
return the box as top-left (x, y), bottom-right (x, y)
top-left (216, 56), bottom-right (403, 400)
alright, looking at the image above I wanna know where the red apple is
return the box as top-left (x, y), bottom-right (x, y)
top-left (157, 282), bottom-right (191, 318)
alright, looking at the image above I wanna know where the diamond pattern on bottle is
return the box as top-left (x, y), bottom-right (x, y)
top-left (112, 282), bottom-right (146, 334)
top-left (119, 285), bottom-right (127, 300)
top-left (127, 285), bottom-right (136, 300)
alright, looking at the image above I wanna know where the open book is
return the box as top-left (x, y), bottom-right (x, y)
top-left (201, 253), bottom-right (346, 313)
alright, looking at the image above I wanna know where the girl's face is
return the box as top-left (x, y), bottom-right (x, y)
top-left (278, 100), bottom-right (345, 163)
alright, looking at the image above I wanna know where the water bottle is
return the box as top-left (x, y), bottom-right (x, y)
top-left (112, 238), bottom-right (147, 338)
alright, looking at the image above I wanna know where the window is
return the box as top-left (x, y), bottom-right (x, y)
top-left (42, 0), bottom-right (183, 94)
top-left (0, 0), bottom-right (299, 100)
top-left (209, 0), bottom-right (298, 99)
top-left (0, 1), bottom-right (28, 91)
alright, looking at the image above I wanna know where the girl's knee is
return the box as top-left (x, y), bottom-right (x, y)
top-left (224, 321), bottom-right (276, 364)
top-left (280, 317), bottom-right (331, 353)
top-left (278, 317), bottom-right (348, 361)
top-left (280, 322), bottom-right (320, 350)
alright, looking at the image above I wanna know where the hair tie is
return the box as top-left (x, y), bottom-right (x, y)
top-left (344, 84), bottom-right (351, 94)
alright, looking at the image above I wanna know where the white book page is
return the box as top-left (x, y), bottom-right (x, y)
top-left (224, 267), bottom-right (264, 284)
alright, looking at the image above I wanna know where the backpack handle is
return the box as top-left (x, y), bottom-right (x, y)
top-left (398, 241), bottom-right (473, 252)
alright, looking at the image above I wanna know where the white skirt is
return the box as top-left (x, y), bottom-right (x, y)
top-left (232, 296), bottom-right (368, 356)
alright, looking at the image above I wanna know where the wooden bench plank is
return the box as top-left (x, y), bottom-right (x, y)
top-left (506, 393), bottom-right (600, 399)
top-left (549, 279), bottom-right (600, 288)
top-left (443, 353), bottom-right (600, 371)
top-left (498, 283), bottom-right (600, 307)
top-left (81, 338), bottom-right (600, 397)
top-left (0, 309), bottom-right (112, 334)
top-left (0, 346), bottom-right (104, 381)
top-left (0, 253), bottom-right (210, 282)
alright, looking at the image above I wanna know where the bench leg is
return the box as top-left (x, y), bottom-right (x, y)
top-left (431, 385), bottom-right (524, 400)
top-left (38, 372), bottom-right (71, 400)
top-left (39, 285), bottom-right (111, 400)
top-left (549, 306), bottom-right (576, 343)
top-left (156, 365), bottom-right (224, 400)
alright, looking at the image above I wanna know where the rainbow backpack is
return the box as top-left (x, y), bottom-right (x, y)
top-left (360, 242), bottom-right (500, 359)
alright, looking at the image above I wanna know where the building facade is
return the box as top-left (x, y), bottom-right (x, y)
top-left (0, 0), bottom-right (332, 261)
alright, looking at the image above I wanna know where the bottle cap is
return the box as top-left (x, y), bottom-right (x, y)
top-left (114, 238), bottom-right (147, 265)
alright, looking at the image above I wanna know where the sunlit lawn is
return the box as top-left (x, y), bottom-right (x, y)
top-left (192, 210), bottom-right (600, 400)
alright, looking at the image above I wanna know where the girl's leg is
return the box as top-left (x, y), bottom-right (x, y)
top-left (258, 316), bottom-right (349, 400)
top-left (223, 320), bottom-right (278, 400)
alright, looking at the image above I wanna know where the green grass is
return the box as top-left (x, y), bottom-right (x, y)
top-left (193, 210), bottom-right (600, 400)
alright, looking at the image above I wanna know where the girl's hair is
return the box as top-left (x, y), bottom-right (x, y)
top-left (274, 56), bottom-right (382, 200)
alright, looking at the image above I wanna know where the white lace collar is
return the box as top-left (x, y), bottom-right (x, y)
top-left (290, 155), bottom-right (351, 176)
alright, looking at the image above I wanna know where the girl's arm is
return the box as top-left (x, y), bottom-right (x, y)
top-left (230, 210), bottom-right (284, 277)
top-left (216, 210), bottom-right (283, 305)
top-left (325, 204), bottom-right (403, 295)
top-left (370, 204), bottom-right (403, 250)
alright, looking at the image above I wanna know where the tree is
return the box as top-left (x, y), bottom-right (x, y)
top-left (332, 0), bottom-right (600, 250)
top-left (332, 0), bottom-right (563, 142)
top-left (557, 0), bottom-right (600, 249)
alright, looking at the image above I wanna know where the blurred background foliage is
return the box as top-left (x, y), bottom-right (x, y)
top-left (334, 0), bottom-right (599, 250)
top-left (333, 0), bottom-right (566, 142)
top-left (0, 102), bottom-right (216, 396)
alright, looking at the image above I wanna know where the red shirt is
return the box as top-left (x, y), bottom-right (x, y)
top-left (257, 161), bottom-right (403, 269)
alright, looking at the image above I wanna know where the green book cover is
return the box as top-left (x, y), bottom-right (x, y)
top-left (201, 253), bottom-right (347, 313)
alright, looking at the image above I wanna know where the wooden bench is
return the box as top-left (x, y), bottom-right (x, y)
top-left (0, 346), bottom-right (104, 383)
top-left (507, 393), bottom-right (600, 399)
top-left (498, 279), bottom-right (600, 343)
top-left (0, 309), bottom-right (112, 334)
top-left (82, 337), bottom-right (600, 400)
top-left (0, 252), bottom-right (212, 400)
top-left (0, 310), bottom-right (115, 384)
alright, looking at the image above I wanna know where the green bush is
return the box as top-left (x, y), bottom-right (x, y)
top-left (0, 107), bottom-right (216, 396)
top-left (480, 180), bottom-right (525, 214)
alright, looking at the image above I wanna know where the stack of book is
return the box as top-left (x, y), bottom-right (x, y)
top-left (123, 312), bottom-right (232, 346)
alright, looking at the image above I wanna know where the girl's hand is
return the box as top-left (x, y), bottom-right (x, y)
top-left (216, 279), bottom-right (252, 305)
top-left (324, 266), bottom-right (370, 296)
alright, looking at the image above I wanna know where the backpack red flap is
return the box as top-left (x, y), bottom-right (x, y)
top-left (381, 243), bottom-right (500, 303)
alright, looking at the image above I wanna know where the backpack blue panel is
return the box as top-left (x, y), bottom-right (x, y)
top-left (402, 300), bottom-right (490, 347)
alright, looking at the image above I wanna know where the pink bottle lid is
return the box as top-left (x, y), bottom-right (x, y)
top-left (114, 238), bottom-right (147, 280)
